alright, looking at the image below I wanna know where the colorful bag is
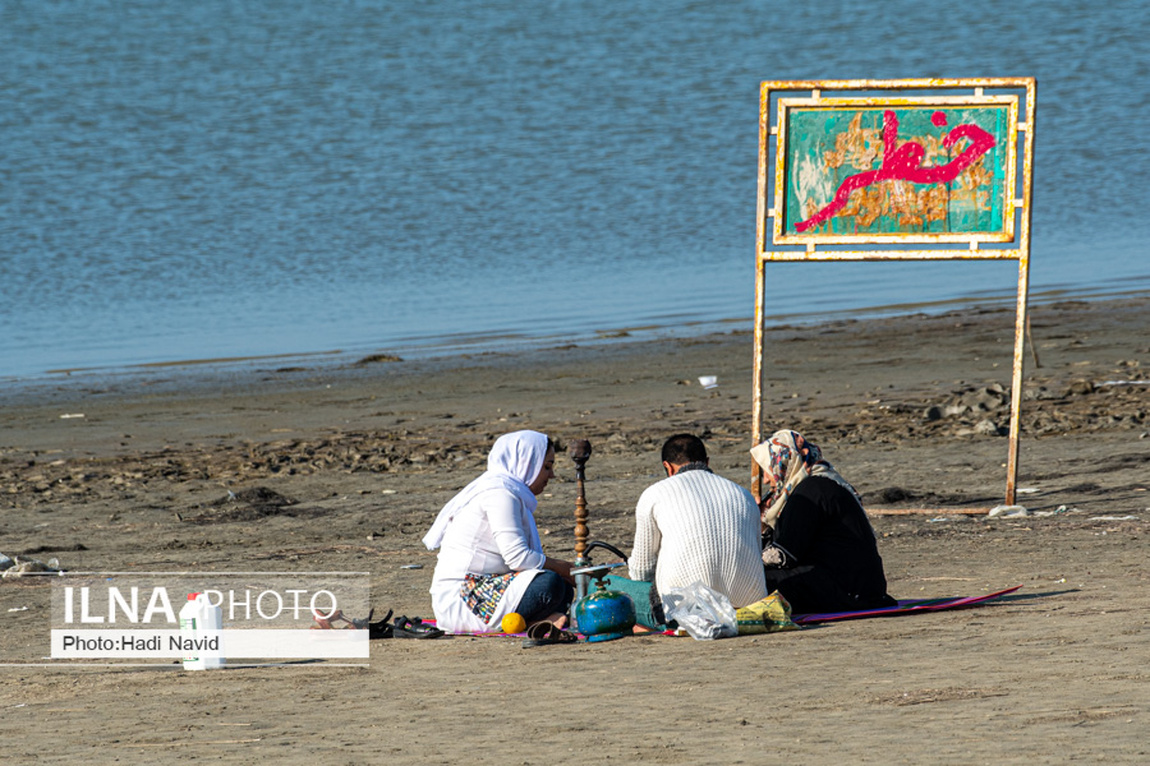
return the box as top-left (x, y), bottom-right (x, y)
top-left (461, 572), bottom-right (517, 622)
top-left (736, 591), bottom-right (800, 634)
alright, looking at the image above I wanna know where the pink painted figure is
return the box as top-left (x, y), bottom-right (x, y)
top-left (795, 110), bottom-right (996, 233)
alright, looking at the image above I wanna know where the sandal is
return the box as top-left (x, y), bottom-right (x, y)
top-left (391, 615), bottom-right (445, 639)
top-left (521, 620), bottom-right (580, 648)
top-left (367, 609), bottom-right (394, 640)
top-left (310, 608), bottom-right (359, 630)
top-left (312, 607), bottom-right (396, 639)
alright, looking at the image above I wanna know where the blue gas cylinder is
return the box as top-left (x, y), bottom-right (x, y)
top-left (573, 581), bottom-right (636, 642)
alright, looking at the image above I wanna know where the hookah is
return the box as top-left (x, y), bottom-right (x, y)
top-left (566, 439), bottom-right (636, 642)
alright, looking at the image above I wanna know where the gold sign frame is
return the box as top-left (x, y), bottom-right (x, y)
top-left (753, 78), bottom-right (1037, 506)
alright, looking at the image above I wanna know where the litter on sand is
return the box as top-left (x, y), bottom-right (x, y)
top-left (698, 375), bottom-right (718, 389)
top-left (988, 505), bottom-right (1029, 517)
top-left (1, 554), bottom-right (63, 578)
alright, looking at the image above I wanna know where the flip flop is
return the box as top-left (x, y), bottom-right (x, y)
top-left (391, 615), bottom-right (445, 639)
top-left (521, 620), bottom-right (579, 648)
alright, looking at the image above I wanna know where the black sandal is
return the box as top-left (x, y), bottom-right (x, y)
top-left (312, 607), bottom-right (396, 639)
top-left (366, 609), bottom-right (394, 639)
top-left (391, 615), bottom-right (445, 639)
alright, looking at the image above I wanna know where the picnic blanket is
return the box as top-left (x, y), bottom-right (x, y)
top-left (792, 585), bottom-right (1022, 625)
top-left (426, 585), bottom-right (1023, 637)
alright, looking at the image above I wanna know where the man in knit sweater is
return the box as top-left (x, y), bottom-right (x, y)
top-left (625, 434), bottom-right (768, 626)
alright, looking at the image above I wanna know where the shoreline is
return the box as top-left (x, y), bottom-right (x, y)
top-left (7, 286), bottom-right (1150, 406)
top-left (3, 294), bottom-right (1146, 510)
top-left (7, 284), bottom-right (1149, 390)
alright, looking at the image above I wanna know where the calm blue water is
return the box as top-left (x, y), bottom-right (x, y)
top-left (2, 0), bottom-right (1148, 379)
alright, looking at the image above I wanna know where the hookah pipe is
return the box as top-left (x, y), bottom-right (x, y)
top-left (567, 438), bottom-right (593, 603)
top-left (567, 438), bottom-right (630, 604)
top-left (566, 439), bottom-right (635, 640)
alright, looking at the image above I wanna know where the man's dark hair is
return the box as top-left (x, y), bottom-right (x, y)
top-left (661, 434), bottom-right (708, 466)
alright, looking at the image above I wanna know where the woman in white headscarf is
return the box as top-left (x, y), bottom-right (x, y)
top-left (423, 430), bottom-right (575, 633)
top-left (750, 429), bottom-right (895, 613)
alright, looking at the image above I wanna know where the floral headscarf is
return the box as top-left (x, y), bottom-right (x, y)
top-left (749, 430), bottom-right (860, 528)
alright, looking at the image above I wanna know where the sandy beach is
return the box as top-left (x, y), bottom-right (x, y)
top-left (1, 297), bottom-right (1148, 763)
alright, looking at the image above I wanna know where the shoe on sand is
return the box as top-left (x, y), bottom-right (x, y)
top-left (391, 616), bottom-right (445, 639)
top-left (521, 620), bottom-right (579, 647)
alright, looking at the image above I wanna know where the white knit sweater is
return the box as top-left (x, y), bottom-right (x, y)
top-left (628, 469), bottom-right (768, 609)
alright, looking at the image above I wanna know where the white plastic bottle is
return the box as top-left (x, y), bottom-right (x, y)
top-left (178, 592), bottom-right (224, 670)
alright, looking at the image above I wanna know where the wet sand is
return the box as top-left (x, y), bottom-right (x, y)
top-left (1, 297), bottom-right (1148, 763)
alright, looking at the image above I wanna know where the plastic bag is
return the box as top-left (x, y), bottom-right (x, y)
top-left (661, 581), bottom-right (738, 640)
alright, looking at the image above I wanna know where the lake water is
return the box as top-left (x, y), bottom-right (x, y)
top-left (2, 0), bottom-right (1147, 380)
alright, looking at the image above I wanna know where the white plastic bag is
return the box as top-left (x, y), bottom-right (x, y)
top-left (661, 581), bottom-right (738, 640)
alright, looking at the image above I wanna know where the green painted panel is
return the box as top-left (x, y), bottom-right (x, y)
top-left (782, 105), bottom-right (1010, 236)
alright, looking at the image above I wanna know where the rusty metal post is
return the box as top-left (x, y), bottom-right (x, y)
top-left (1005, 82), bottom-right (1038, 507)
top-left (752, 256), bottom-right (767, 502)
top-left (1005, 253), bottom-right (1030, 506)
top-left (751, 81), bottom-right (772, 501)
top-left (567, 439), bottom-right (592, 603)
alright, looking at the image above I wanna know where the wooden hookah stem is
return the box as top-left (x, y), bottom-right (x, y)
top-left (567, 439), bottom-right (592, 562)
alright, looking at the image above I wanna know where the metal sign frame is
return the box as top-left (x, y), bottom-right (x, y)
top-left (753, 78), bottom-right (1037, 506)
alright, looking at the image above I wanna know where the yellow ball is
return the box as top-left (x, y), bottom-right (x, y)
top-left (501, 612), bottom-right (528, 634)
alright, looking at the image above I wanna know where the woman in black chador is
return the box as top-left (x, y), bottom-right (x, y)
top-left (750, 430), bottom-right (896, 613)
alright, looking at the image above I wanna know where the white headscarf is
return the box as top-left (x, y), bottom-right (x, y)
top-left (750, 429), bottom-right (860, 528)
top-left (422, 430), bottom-right (551, 550)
